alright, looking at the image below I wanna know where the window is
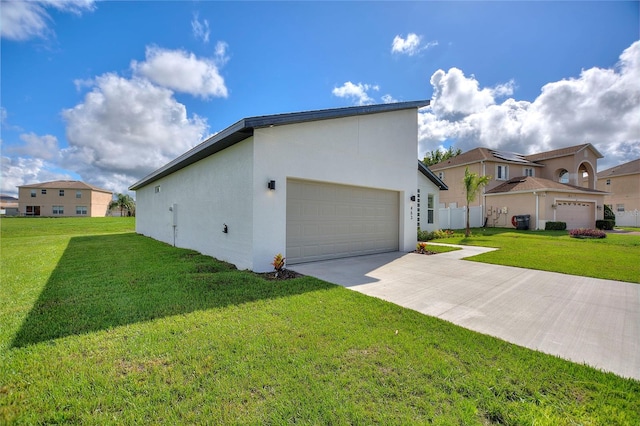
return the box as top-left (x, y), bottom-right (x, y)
top-left (617, 204), bottom-right (625, 212)
top-left (496, 165), bottom-right (509, 180)
top-left (427, 194), bottom-right (434, 224)
top-left (76, 191), bottom-right (82, 198)
top-left (438, 172), bottom-right (444, 180)
top-left (559, 170), bottom-right (569, 184)
top-left (30, 190), bottom-right (36, 197)
top-left (606, 179), bottom-right (611, 185)
top-left (59, 190), bottom-right (65, 196)
top-left (155, 185), bottom-right (161, 193)
top-left (52, 206), bottom-right (64, 215)
top-left (76, 206), bottom-right (88, 215)
top-left (41, 189), bottom-right (47, 195)
top-left (524, 168), bottom-right (534, 177)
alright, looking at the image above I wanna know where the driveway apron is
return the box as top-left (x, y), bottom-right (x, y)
top-left (291, 246), bottom-right (640, 380)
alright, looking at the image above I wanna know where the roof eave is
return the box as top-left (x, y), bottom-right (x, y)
top-left (418, 162), bottom-right (448, 190)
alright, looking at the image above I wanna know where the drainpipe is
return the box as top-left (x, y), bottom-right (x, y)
top-left (481, 161), bottom-right (486, 226)
top-left (533, 192), bottom-right (539, 230)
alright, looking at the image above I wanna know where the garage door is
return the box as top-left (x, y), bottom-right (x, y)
top-left (556, 201), bottom-right (595, 229)
top-left (286, 180), bottom-right (399, 264)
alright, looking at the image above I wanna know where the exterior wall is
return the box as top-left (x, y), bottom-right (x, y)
top-left (597, 173), bottom-right (640, 213)
top-left (251, 109), bottom-right (419, 272)
top-left (417, 172), bottom-right (441, 232)
top-left (486, 190), bottom-right (605, 230)
top-left (18, 186), bottom-right (111, 217)
top-left (90, 190), bottom-right (113, 217)
top-left (135, 140), bottom-right (254, 270)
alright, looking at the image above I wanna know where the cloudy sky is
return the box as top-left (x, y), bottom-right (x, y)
top-left (1, 1), bottom-right (638, 197)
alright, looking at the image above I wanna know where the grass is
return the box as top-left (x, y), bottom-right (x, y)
top-left (437, 227), bottom-right (640, 283)
top-left (1, 217), bottom-right (639, 424)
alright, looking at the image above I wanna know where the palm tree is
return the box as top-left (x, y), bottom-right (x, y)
top-left (463, 167), bottom-right (491, 237)
top-left (109, 193), bottom-right (135, 217)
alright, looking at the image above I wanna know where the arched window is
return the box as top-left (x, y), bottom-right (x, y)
top-left (558, 169), bottom-right (569, 184)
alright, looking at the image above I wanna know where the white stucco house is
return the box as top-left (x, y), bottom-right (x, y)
top-left (130, 101), bottom-right (446, 272)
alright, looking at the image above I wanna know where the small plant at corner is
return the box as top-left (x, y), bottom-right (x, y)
top-left (416, 242), bottom-right (429, 254)
top-left (272, 253), bottom-right (286, 277)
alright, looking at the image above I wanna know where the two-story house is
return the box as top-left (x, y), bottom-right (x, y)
top-left (429, 143), bottom-right (608, 230)
top-left (18, 180), bottom-right (113, 217)
top-left (596, 158), bottom-right (640, 227)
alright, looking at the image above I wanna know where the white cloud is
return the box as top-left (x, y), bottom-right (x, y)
top-left (61, 73), bottom-right (209, 193)
top-left (6, 133), bottom-right (61, 161)
top-left (214, 41), bottom-right (229, 66)
top-left (382, 94), bottom-right (398, 104)
top-left (132, 46), bottom-right (228, 99)
top-left (0, 0), bottom-right (95, 41)
top-left (332, 81), bottom-right (379, 106)
top-left (191, 13), bottom-right (210, 43)
top-left (391, 33), bottom-right (437, 56)
top-left (419, 40), bottom-right (640, 171)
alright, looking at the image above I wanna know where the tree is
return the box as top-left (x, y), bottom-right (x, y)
top-left (463, 167), bottom-right (491, 237)
top-left (109, 193), bottom-right (135, 217)
top-left (422, 146), bottom-right (462, 167)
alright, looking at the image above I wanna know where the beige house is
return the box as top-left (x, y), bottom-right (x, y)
top-left (1, 195), bottom-right (20, 216)
top-left (430, 144), bottom-right (607, 229)
top-left (18, 180), bottom-right (113, 217)
top-left (596, 158), bottom-right (640, 212)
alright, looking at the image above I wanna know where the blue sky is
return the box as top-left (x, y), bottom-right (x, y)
top-left (1, 1), bottom-right (639, 197)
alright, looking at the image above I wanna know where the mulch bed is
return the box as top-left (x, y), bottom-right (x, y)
top-left (258, 269), bottom-right (305, 280)
top-left (414, 249), bottom-right (438, 255)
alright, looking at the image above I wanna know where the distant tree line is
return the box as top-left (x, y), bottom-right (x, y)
top-left (421, 146), bottom-right (462, 166)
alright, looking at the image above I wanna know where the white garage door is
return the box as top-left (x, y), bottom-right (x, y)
top-left (286, 179), bottom-right (399, 264)
top-left (556, 201), bottom-right (595, 229)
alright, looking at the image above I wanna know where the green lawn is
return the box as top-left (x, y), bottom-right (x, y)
top-left (1, 218), bottom-right (639, 424)
top-left (436, 228), bottom-right (640, 283)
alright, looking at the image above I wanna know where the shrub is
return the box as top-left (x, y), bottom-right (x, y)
top-left (569, 228), bottom-right (606, 239)
top-left (545, 221), bottom-right (567, 231)
top-left (417, 228), bottom-right (455, 241)
top-left (272, 253), bottom-right (285, 276)
top-left (595, 219), bottom-right (615, 230)
top-left (416, 242), bottom-right (429, 254)
top-left (604, 204), bottom-right (616, 223)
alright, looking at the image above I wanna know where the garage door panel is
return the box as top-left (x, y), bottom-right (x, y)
top-left (556, 201), bottom-right (595, 229)
top-left (287, 180), bottom-right (399, 264)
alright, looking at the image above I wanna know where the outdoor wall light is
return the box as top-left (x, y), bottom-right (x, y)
top-left (410, 195), bottom-right (416, 202)
top-left (223, 224), bottom-right (228, 233)
top-left (268, 180), bottom-right (276, 190)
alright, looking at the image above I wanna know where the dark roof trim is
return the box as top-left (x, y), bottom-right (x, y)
top-left (130, 100), bottom-right (430, 191)
top-left (418, 161), bottom-right (448, 190)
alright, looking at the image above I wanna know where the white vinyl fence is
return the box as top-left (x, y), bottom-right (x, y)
top-left (439, 206), bottom-right (484, 230)
top-left (615, 210), bottom-right (640, 227)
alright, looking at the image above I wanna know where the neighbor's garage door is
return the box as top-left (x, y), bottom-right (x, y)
top-left (556, 201), bottom-right (595, 229)
top-left (286, 179), bottom-right (399, 264)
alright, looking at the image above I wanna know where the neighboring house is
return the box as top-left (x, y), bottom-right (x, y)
top-left (430, 143), bottom-right (607, 229)
top-left (596, 159), bottom-right (640, 226)
top-left (1, 195), bottom-right (19, 216)
top-left (130, 101), bottom-right (446, 273)
top-left (17, 180), bottom-right (113, 217)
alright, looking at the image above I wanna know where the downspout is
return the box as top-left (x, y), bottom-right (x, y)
top-left (534, 192), bottom-right (539, 230)
top-left (481, 161), bottom-right (486, 227)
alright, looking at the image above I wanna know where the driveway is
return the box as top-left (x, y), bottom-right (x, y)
top-left (291, 245), bottom-right (640, 380)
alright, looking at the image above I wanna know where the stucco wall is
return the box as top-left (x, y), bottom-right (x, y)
top-left (597, 173), bottom-right (640, 212)
top-left (135, 140), bottom-right (254, 270)
top-left (251, 109), bottom-right (419, 272)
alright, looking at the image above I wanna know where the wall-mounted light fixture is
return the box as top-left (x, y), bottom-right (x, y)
top-left (597, 205), bottom-right (603, 211)
top-left (268, 180), bottom-right (276, 190)
top-left (410, 195), bottom-right (416, 202)
top-left (223, 224), bottom-right (228, 233)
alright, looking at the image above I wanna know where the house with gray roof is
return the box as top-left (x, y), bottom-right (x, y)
top-left (130, 101), bottom-right (446, 272)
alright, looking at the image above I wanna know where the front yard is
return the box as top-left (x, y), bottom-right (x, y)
top-left (433, 227), bottom-right (640, 283)
top-left (1, 218), bottom-right (638, 424)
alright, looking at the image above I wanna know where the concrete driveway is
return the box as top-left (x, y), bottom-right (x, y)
top-left (291, 245), bottom-right (640, 380)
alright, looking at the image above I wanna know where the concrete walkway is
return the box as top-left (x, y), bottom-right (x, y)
top-left (292, 245), bottom-right (640, 380)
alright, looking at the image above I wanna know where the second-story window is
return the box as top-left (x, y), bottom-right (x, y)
top-left (496, 165), bottom-right (509, 180)
top-left (31, 190), bottom-right (36, 197)
top-left (59, 190), bottom-right (65, 196)
top-left (76, 191), bottom-right (82, 198)
top-left (41, 189), bottom-right (47, 195)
